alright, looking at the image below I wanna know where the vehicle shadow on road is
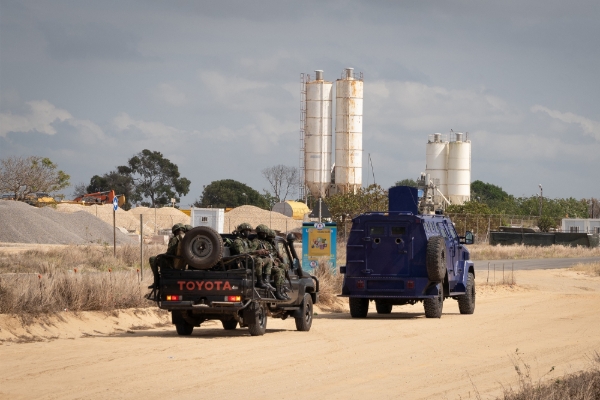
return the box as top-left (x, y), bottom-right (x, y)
top-left (109, 328), bottom-right (287, 339)
top-left (314, 311), bottom-right (462, 320)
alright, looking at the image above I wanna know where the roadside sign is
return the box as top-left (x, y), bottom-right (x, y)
top-left (113, 196), bottom-right (118, 211)
top-left (302, 222), bottom-right (337, 272)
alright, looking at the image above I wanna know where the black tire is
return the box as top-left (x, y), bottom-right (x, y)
top-left (247, 304), bottom-right (267, 336)
top-left (375, 301), bottom-right (393, 314)
top-left (295, 294), bottom-right (313, 331)
top-left (457, 272), bottom-right (476, 314)
top-left (426, 236), bottom-right (447, 282)
top-left (349, 298), bottom-right (369, 318)
top-left (423, 284), bottom-right (444, 318)
top-left (221, 319), bottom-right (238, 330)
top-left (181, 226), bottom-right (224, 270)
top-left (175, 321), bottom-right (193, 336)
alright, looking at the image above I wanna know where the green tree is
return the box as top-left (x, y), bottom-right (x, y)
top-left (194, 179), bottom-right (269, 209)
top-left (118, 150), bottom-right (190, 207)
top-left (395, 178), bottom-right (418, 187)
top-left (325, 184), bottom-right (388, 224)
top-left (0, 155), bottom-right (70, 200)
top-left (446, 200), bottom-right (492, 215)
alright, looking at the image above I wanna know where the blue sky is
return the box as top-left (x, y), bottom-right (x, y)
top-left (1, 0), bottom-right (599, 206)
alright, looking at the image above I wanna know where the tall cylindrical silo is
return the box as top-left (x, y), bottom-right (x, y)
top-left (335, 68), bottom-right (363, 194)
top-left (425, 133), bottom-right (449, 199)
top-left (447, 132), bottom-right (471, 205)
top-left (304, 70), bottom-right (333, 198)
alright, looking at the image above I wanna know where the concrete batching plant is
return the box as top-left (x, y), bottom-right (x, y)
top-left (301, 68), bottom-right (363, 201)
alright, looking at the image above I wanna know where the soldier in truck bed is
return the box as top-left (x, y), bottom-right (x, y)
top-left (252, 225), bottom-right (287, 300)
top-left (230, 223), bottom-right (272, 291)
top-left (149, 223), bottom-right (186, 289)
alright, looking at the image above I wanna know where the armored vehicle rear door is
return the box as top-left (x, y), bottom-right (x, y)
top-left (364, 223), bottom-right (410, 276)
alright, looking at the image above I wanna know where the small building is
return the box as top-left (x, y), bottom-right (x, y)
top-left (191, 208), bottom-right (225, 233)
top-left (272, 201), bottom-right (310, 221)
top-left (561, 218), bottom-right (600, 234)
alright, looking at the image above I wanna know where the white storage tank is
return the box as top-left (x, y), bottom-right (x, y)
top-left (191, 208), bottom-right (225, 233)
top-left (304, 70), bottom-right (333, 199)
top-left (272, 201), bottom-right (310, 220)
top-left (425, 133), bottom-right (449, 198)
top-left (447, 132), bottom-right (471, 205)
top-left (335, 68), bottom-right (363, 194)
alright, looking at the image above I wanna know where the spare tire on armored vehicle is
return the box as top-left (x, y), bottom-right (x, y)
top-left (426, 236), bottom-right (446, 282)
top-left (181, 226), bottom-right (224, 269)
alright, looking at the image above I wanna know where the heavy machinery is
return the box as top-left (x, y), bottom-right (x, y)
top-left (72, 190), bottom-right (126, 207)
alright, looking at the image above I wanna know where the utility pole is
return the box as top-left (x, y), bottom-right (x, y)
top-left (538, 184), bottom-right (543, 216)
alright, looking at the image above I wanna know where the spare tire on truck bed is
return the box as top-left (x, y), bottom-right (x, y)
top-left (181, 226), bottom-right (224, 269)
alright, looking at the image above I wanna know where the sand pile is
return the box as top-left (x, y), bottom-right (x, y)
top-left (56, 204), bottom-right (190, 234)
top-left (223, 205), bottom-right (302, 233)
top-left (0, 201), bottom-right (133, 245)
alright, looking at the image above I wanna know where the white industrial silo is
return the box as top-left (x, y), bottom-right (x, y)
top-left (335, 68), bottom-right (363, 194)
top-left (304, 70), bottom-right (333, 199)
top-left (447, 132), bottom-right (471, 205)
top-left (425, 133), bottom-right (449, 199)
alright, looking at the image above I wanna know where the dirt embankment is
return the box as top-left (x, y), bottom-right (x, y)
top-left (1, 268), bottom-right (599, 399)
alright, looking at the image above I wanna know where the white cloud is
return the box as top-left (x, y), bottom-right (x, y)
top-left (152, 83), bottom-right (188, 107)
top-left (198, 70), bottom-right (273, 110)
top-left (113, 112), bottom-right (184, 137)
top-left (531, 105), bottom-right (600, 141)
top-left (0, 100), bottom-right (72, 136)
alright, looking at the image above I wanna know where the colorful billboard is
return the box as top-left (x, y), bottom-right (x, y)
top-left (301, 222), bottom-right (337, 271)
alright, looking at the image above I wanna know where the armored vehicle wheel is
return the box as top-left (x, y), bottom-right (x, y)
top-left (175, 321), bottom-right (194, 336)
top-left (426, 236), bottom-right (447, 282)
top-left (375, 301), bottom-right (393, 314)
top-left (181, 226), bottom-right (224, 270)
top-left (349, 298), bottom-right (369, 318)
top-left (457, 272), bottom-right (476, 314)
top-left (423, 285), bottom-right (444, 318)
top-left (295, 294), bottom-right (313, 331)
top-left (221, 319), bottom-right (238, 330)
top-left (247, 304), bottom-right (267, 336)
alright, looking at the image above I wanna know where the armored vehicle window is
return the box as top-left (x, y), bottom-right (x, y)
top-left (369, 226), bottom-right (385, 236)
top-left (391, 226), bottom-right (406, 235)
top-left (437, 222), bottom-right (449, 238)
top-left (447, 224), bottom-right (458, 240)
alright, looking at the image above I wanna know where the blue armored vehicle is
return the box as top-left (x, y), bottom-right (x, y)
top-left (340, 185), bottom-right (475, 318)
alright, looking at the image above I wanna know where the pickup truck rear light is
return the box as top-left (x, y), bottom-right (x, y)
top-left (225, 296), bottom-right (241, 302)
top-left (166, 295), bottom-right (182, 301)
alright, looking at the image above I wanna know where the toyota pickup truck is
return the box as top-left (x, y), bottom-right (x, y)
top-left (147, 227), bottom-right (319, 336)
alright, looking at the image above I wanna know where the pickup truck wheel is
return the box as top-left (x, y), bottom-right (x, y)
top-left (182, 226), bottom-right (224, 270)
top-left (295, 294), bottom-right (313, 331)
top-left (426, 236), bottom-right (447, 282)
top-left (349, 298), bottom-right (369, 318)
top-left (375, 301), bottom-right (393, 314)
top-left (221, 319), bottom-right (238, 330)
top-left (423, 285), bottom-right (444, 318)
top-left (457, 272), bottom-right (476, 314)
top-left (247, 305), bottom-right (267, 336)
top-left (175, 321), bottom-right (194, 336)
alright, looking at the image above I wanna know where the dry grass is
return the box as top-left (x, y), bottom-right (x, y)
top-left (0, 244), bottom-right (166, 315)
top-left (496, 350), bottom-right (600, 400)
top-left (0, 244), bottom-right (166, 274)
top-left (312, 258), bottom-right (345, 312)
top-left (571, 262), bottom-right (600, 277)
top-left (469, 244), bottom-right (600, 261)
top-left (0, 271), bottom-right (154, 314)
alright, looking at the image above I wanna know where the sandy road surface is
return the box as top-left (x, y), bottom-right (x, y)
top-left (1, 268), bottom-right (600, 400)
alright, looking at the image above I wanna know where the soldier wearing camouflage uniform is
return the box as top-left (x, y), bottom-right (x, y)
top-left (267, 229), bottom-right (290, 299)
top-left (230, 223), bottom-right (269, 290)
top-left (252, 225), bottom-right (287, 300)
top-left (149, 223), bottom-right (186, 289)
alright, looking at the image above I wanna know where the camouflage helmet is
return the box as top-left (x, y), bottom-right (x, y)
top-left (237, 222), bottom-right (253, 232)
top-left (267, 229), bottom-right (276, 239)
top-left (184, 224), bottom-right (193, 232)
top-left (172, 223), bottom-right (185, 234)
top-left (255, 224), bottom-right (269, 234)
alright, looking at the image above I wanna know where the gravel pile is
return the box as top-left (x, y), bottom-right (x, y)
top-left (223, 205), bottom-right (302, 234)
top-left (0, 201), bottom-right (133, 244)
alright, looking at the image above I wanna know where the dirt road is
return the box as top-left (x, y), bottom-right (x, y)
top-left (1, 268), bottom-right (599, 399)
